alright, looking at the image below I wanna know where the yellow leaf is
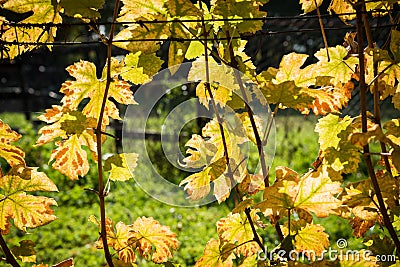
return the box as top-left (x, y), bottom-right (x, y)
top-left (180, 167), bottom-right (212, 200)
top-left (312, 46), bottom-right (358, 84)
top-left (217, 211), bottom-right (260, 257)
top-left (104, 153), bottom-right (138, 181)
top-left (49, 135), bottom-right (90, 180)
top-left (256, 166), bottom-right (342, 218)
top-left (300, 0), bottom-right (323, 14)
top-left (118, 0), bottom-right (166, 21)
top-left (293, 223), bottom-right (329, 257)
top-left (61, 59), bottom-right (136, 126)
top-left (315, 114), bottom-right (353, 150)
top-left (301, 81), bottom-right (354, 115)
top-left (1, 0), bottom-right (62, 59)
top-left (0, 168), bottom-right (58, 234)
top-left (274, 52), bottom-right (315, 87)
top-left (195, 238), bottom-right (234, 267)
top-left (328, 0), bottom-right (355, 22)
top-left (0, 119), bottom-right (25, 167)
top-left (132, 216), bottom-right (179, 263)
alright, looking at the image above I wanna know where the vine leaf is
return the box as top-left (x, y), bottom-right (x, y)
top-left (118, 0), bottom-right (166, 21)
top-left (0, 119), bottom-right (25, 167)
top-left (312, 46), bottom-right (358, 84)
top-left (217, 211), bottom-right (260, 257)
top-left (300, 0), bottom-right (323, 14)
top-left (36, 108), bottom-right (97, 180)
top-left (165, 0), bottom-right (200, 17)
top-left (0, 0), bottom-right (62, 59)
top-left (60, 0), bottom-right (105, 19)
top-left (195, 238), bottom-right (235, 267)
top-left (283, 220), bottom-right (330, 258)
top-left (131, 216), bottom-right (179, 263)
top-left (121, 52), bottom-right (164, 84)
top-left (0, 167), bottom-right (58, 234)
top-left (104, 153), bottom-right (138, 181)
top-left (328, 0), bottom-right (355, 22)
top-left (301, 81), bottom-right (354, 115)
top-left (211, 0), bottom-right (266, 34)
top-left (10, 240), bottom-right (36, 263)
top-left (256, 166), bottom-right (342, 218)
top-left (61, 59), bottom-right (136, 127)
top-left (273, 52), bottom-right (315, 87)
top-left (315, 114), bottom-right (353, 151)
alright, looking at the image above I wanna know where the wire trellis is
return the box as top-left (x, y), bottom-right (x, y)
top-left (0, 9), bottom-right (397, 46)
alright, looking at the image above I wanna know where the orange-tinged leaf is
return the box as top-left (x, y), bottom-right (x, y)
top-left (301, 81), bottom-right (354, 115)
top-left (258, 80), bottom-right (314, 110)
top-left (113, 222), bottom-right (137, 263)
top-left (60, 59), bottom-right (136, 126)
top-left (0, 168), bottom-right (58, 234)
top-left (49, 135), bottom-right (90, 180)
top-left (217, 211), bottom-right (260, 257)
top-left (195, 238), bottom-right (234, 267)
top-left (257, 166), bottom-right (342, 218)
top-left (0, 120), bottom-right (25, 167)
top-left (132, 216), bottom-right (179, 263)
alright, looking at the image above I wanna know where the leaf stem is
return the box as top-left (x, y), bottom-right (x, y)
top-left (355, 3), bottom-right (400, 256)
top-left (96, 1), bottom-right (121, 266)
top-left (0, 234), bottom-right (20, 267)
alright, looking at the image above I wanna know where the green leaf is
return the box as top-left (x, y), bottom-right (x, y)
top-left (312, 45), bottom-right (358, 84)
top-left (104, 153), bottom-right (138, 181)
top-left (185, 41), bottom-right (204, 60)
top-left (315, 114), bottom-right (353, 151)
top-left (363, 234), bottom-right (395, 256)
top-left (60, 111), bottom-right (97, 135)
top-left (259, 80), bottom-right (314, 110)
top-left (165, 0), bottom-right (200, 17)
top-left (60, 0), bottom-right (105, 19)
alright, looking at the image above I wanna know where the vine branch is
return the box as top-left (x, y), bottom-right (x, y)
top-left (95, 0), bottom-right (121, 266)
top-left (355, 2), bottom-right (400, 256)
top-left (0, 234), bottom-right (19, 267)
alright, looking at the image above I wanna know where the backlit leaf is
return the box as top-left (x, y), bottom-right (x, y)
top-left (132, 216), bottom-right (179, 263)
top-left (118, 0), bottom-right (166, 21)
top-left (300, 0), bottom-right (323, 14)
top-left (293, 223), bottom-right (329, 257)
top-left (61, 59), bottom-right (136, 126)
top-left (315, 114), bottom-right (353, 151)
top-left (328, 0), bottom-right (355, 22)
top-left (258, 80), bottom-right (314, 110)
top-left (0, 119), bottom-right (25, 167)
top-left (0, 168), bottom-right (58, 234)
top-left (1, 0), bottom-right (62, 59)
top-left (312, 46), bottom-right (358, 84)
top-left (49, 135), bottom-right (91, 180)
top-left (274, 52), bottom-right (315, 87)
top-left (256, 166), bottom-right (342, 218)
top-left (217, 211), bottom-right (260, 257)
top-left (194, 238), bottom-right (234, 267)
top-left (165, 0), bottom-right (200, 17)
top-left (104, 153), bottom-right (138, 181)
